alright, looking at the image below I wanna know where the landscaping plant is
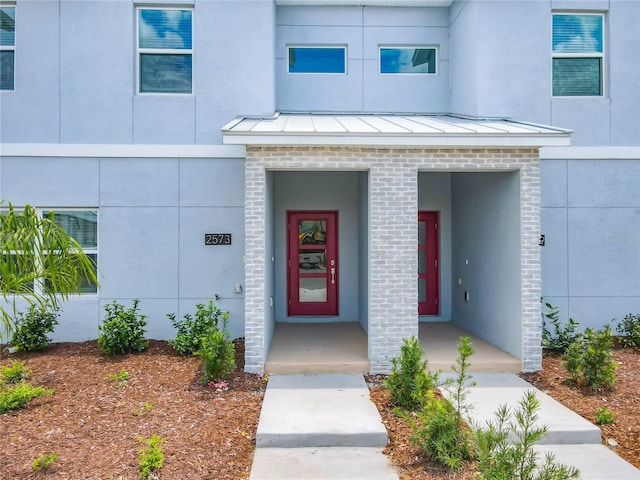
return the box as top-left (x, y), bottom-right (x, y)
top-left (564, 325), bottom-right (617, 389)
top-left (168, 300), bottom-right (229, 355)
top-left (613, 313), bottom-right (640, 348)
top-left (474, 390), bottom-right (580, 480)
top-left (138, 435), bottom-right (164, 479)
top-left (9, 304), bottom-right (59, 352)
top-left (406, 337), bottom-right (475, 470)
top-left (107, 369), bottom-right (130, 388)
top-left (542, 303), bottom-right (581, 352)
top-left (196, 311), bottom-right (235, 383)
top-left (31, 453), bottom-right (59, 472)
top-left (0, 382), bottom-right (54, 413)
top-left (98, 299), bottom-right (148, 355)
top-left (594, 406), bottom-right (615, 425)
top-left (385, 336), bottom-right (438, 410)
top-left (1, 360), bottom-right (31, 384)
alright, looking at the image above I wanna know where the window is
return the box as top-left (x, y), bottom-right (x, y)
top-left (137, 7), bottom-right (192, 94)
top-left (288, 46), bottom-right (346, 74)
top-left (0, 5), bottom-right (15, 90)
top-left (44, 210), bottom-right (98, 294)
top-left (0, 208), bottom-right (98, 295)
top-left (552, 13), bottom-right (604, 96)
top-left (380, 47), bottom-right (437, 74)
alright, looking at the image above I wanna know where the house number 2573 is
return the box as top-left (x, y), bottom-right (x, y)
top-left (205, 234), bottom-right (232, 245)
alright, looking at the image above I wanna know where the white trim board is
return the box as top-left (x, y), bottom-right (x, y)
top-left (0, 143), bottom-right (247, 159)
top-left (540, 146), bottom-right (640, 160)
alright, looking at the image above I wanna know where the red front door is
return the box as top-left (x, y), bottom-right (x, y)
top-left (418, 211), bottom-right (439, 315)
top-left (287, 211), bottom-right (339, 316)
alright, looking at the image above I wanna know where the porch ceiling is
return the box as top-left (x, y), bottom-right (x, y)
top-left (222, 113), bottom-right (572, 148)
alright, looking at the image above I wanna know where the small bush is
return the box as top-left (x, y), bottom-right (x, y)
top-left (31, 453), bottom-right (59, 471)
top-left (385, 336), bottom-right (438, 410)
top-left (474, 390), bottom-right (580, 480)
top-left (1, 360), bottom-right (31, 384)
top-left (542, 303), bottom-right (581, 352)
top-left (9, 304), bottom-right (59, 352)
top-left (98, 299), bottom-right (148, 355)
top-left (107, 370), bottom-right (130, 387)
top-left (613, 313), bottom-right (640, 348)
top-left (564, 325), bottom-right (617, 389)
top-left (168, 300), bottom-right (228, 355)
top-left (196, 312), bottom-right (235, 383)
top-left (0, 382), bottom-right (54, 413)
top-left (138, 435), bottom-right (164, 479)
top-left (595, 406), bottom-right (615, 425)
top-left (406, 337), bottom-right (475, 470)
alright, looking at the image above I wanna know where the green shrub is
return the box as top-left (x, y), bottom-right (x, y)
top-left (385, 336), bottom-right (438, 410)
top-left (564, 325), bottom-right (617, 389)
top-left (542, 303), bottom-right (581, 352)
top-left (196, 312), bottom-right (235, 383)
top-left (474, 390), bottom-right (580, 480)
top-left (0, 382), bottom-right (54, 413)
top-left (138, 435), bottom-right (164, 479)
top-left (168, 300), bottom-right (229, 355)
top-left (98, 299), bottom-right (148, 355)
top-left (405, 337), bottom-right (475, 470)
top-left (31, 453), bottom-right (59, 471)
top-left (107, 369), bottom-right (130, 387)
top-left (1, 360), bottom-right (31, 384)
top-left (613, 313), bottom-right (640, 348)
top-left (595, 406), bottom-right (615, 425)
top-left (9, 304), bottom-right (59, 351)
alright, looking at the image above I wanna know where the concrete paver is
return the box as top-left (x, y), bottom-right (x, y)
top-left (256, 374), bottom-right (388, 448)
top-left (534, 444), bottom-right (640, 480)
top-left (250, 447), bottom-right (398, 480)
top-left (442, 372), bottom-right (601, 444)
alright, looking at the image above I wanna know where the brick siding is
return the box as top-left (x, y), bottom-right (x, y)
top-left (244, 146), bottom-right (541, 374)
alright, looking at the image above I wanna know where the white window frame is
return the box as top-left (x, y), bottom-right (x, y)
top-left (1, 207), bottom-right (99, 296)
top-left (287, 45), bottom-right (348, 75)
top-left (552, 12), bottom-right (605, 97)
top-left (0, 3), bottom-right (16, 91)
top-left (136, 6), bottom-right (194, 95)
top-left (378, 45), bottom-right (438, 75)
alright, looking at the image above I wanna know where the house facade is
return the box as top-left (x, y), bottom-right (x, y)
top-left (1, 0), bottom-right (638, 374)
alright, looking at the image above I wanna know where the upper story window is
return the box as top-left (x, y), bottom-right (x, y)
top-left (380, 47), bottom-right (437, 75)
top-left (288, 46), bottom-right (346, 74)
top-left (552, 13), bottom-right (604, 96)
top-left (0, 5), bottom-right (15, 91)
top-left (137, 7), bottom-right (193, 94)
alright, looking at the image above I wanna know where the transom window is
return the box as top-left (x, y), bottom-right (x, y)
top-left (137, 7), bottom-right (193, 94)
top-left (380, 47), bottom-right (437, 74)
top-left (0, 5), bottom-right (15, 91)
top-left (288, 46), bottom-right (346, 74)
top-left (552, 13), bottom-right (604, 96)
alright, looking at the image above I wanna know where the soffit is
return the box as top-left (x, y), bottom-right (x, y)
top-left (222, 113), bottom-right (572, 148)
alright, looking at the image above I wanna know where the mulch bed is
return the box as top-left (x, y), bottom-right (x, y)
top-left (368, 346), bottom-right (639, 479)
top-left (0, 339), bottom-right (266, 480)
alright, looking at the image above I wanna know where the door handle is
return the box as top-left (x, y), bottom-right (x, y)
top-left (331, 267), bottom-right (336, 284)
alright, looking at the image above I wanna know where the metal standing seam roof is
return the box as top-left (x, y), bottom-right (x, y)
top-left (221, 113), bottom-right (572, 148)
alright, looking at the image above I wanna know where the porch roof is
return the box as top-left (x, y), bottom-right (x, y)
top-left (221, 113), bottom-right (572, 148)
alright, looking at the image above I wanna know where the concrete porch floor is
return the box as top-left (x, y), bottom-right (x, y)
top-left (265, 321), bottom-right (521, 374)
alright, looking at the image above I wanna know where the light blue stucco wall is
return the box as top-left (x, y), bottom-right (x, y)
top-left (451, 171), bottom-right (522, 359)
top-left (0, 156), bottom-right (247, 341)
top-left (541, 159), bottom-right (640, 330)
top-left (273, 171), bottom-right (363, 323)
top-left (0, 1), bottom-right (276, 145)
top-left (276, 5), bottom-right (449, 113)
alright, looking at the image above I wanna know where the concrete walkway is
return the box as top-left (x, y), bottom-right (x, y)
top-left (249, 374), bottom-right (397, 480)
top-left (250, 373), bottom-right (639, 480)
